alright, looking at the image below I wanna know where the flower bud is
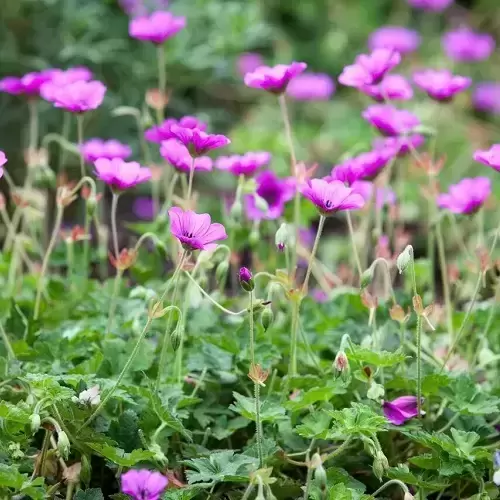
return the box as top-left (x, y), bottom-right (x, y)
top-left (249, 229), bottom-right (260, 246)
top-left (260, 307), bottom-right (273, 331)
top-left (310, 453), bottom-right (327, 490)
top-left (360, 266), bottom-right (374, 289)
top-left (170, 325), bottom-right (183, 351)
top-left (367, 381), bottom-right (385, 401)
top-left (396, 245), bottom-right (413, 274)
top-left (33, 166), bottom-right (56, 189)
top-left (239, 267), bottom-right (254, 292)
top-left (57, 431), bottom-right (71, 460)
top-left (215, 260), bottom-right (229, 285)
top-left (230, 200), bottom-right (243, 221)
top-left (254, 195), bottom-right (269, 213)
top-left (333, 350), bottom-right (348, 376)
top-left (30, 414), bottom-right (41, 434)
top-left (275, 223), bottom-right (293, 252)
top-left (85, 195), bottom-right (98, 217)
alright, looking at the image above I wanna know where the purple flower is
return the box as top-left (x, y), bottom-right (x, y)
top-left (330, 149), bottom-right (394, 185)
top-left (133, 197), bottom-right (155, 220)
top-left (362, 105), bottom-right (420, 136)
top-left (169, 126), bottom-right (230, 156)
top-left (129, 10), bottom-right (186, 44)
top-left (407, 0), bottom-right (452, 10)
top-left (361, 74), bottom-right (413, 102)
top-left (368, 26), bottom-right (421, 54)
top-left (45, 80), bottom-right (106, 113)
top-left (80, 139), bottom-right (132, 163)
top-left (373, 135), bottom-right (425, 157)
top-left (40, 67), bottom-right (93, 102)
top-left (383, 396), bottom-right (420, 425)
top-left (168, 206), bottom-right (227, 251)
top-left (442, 28), bottom-right (495, 62)
top-left (160, 139), bottom-right (212, 173)
top-left (244, 62), bottom-right (307, 94)
top-left (237, 53), bottom-right (264, 77)
top-left (0, 70), bottom-right (54, 96)
top-left (239, 267), bottom-right (252, 283)
top-left (351, 181), bottom-right (397, 208)
top-left (0, 150), bottom-right (6, 179)
top-left (473, 82), bottom-right (500, 114)
top-left (94, 158), bottom-right (152, 190)
top-left (413, 69), bottom-right (471, 101)
top-left (473, 145), bottom-right (500, 172)
top-left (338, 49), bottom-right (401, 88)
top-left (121, 469), bottom-right (168, 500)
top-left (437, 177), bottom-right (491, 214)
top-left (216, 152), bottom-right (271, 177)
top-left (301, 178), bottom-right (365, 216)
top-left (144, 116), bottom-right (207, 143)
top-left (311, 289), bottom-right (328, 303)
top-left (286, 72), bottom-right (335, 101)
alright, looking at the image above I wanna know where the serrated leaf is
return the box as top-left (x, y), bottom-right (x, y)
top-left (285, 380), bottom-right (348, 412)
top-left (23, 374), bottom-right (74, 401)
top-left (86, 443), bottom-right (155, 467)
top-left (0, 464), bottom-right (25, 489)
top-left (148, 391), bottom-right (192, 441)
top-left (409, 453), bottom-right (440, 469)
top-left (386, 465), bottom-right (450, 491)
top-left (229, 392), bottom-right (286, 423)
top-left (346, 345), bottom-right (407, 367)
top-left (327, 403), bottom-right (387, 438)
top-left (295, 411), bottom-right (332, 439)
top-left (0, 401), bottom-right (31, 424)
top-left (74, 488), bottom-right (104, 500)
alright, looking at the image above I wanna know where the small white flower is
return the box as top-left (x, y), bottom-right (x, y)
top-left (78, 385), bottom-right (100, 406)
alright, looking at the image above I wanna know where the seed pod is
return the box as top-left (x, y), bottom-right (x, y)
top-left (260, 307), bottom-right (273, 331)
top-left (396, 245), bottom-right (413, 274)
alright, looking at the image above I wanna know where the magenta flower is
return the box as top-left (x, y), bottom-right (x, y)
top-left (437, 177), bottom-right (491, 214)
top-left (0, 150), bottom-right (6, 179)
top-left (144, 116), bottom-right (207, 143)
top-left (160, 139), bottom-right (212, 173)
top-left (168, 207), bottom-right (227, 251)
top-left (243, 62), bottom-right (307, 94)
top-left (46, 80), bottom-right (106, 113)
top-left (94, 158), bottom-right (152, 190)
top-left (473, 145), bottom-right (500, 172)
top-left (245, 170), bottom-right (295, 221)
top-left (413, 69), bottom-right (471, 101)
top-left (373, 135), bottom-right (425, 157)
top-left (169, 126), bottom-right (230, 156)
top-left (442, 28), bottom-right (495, 62)
top-left (237, 52), bottom-right (264, 77)
top-left (311, 288), bottom-right (329, 303)
top-left (80, 139), bottom-right (132, 163)
top-left (302, 179), bottom-right (365, 216)
top-left (338, 49), bottom-right (401, 88)
top-left (383, 396), bottom-right (420, 425)
top-left (286, 72), bottom-right (335, 101)
top-left (361, 74), bottom-right (413, 102)
top-left (0, 70), bottom-right (54, 97)
top-left (216, 152), bottom-right (271, 177)
top-left (368, 26), bottom-right (421, 54)
top-left (40, 67), bottom-right (93, 102)
top-left (407, 0), bottom-right (452, 10)
top-left (473, 83), bottom-right (500, 115)
top-left (121, 469), bottom-right (168, 500)
top-left (239, 267), bottom-right (252, 283)
top-left (129, 10), bottom-right (186, 44)
top-left (133, 197), bottom-right (154, 220)
top-left (351, 181), bottom-right (397, 208)
top-left (362, 105), bottom-right (420, 136)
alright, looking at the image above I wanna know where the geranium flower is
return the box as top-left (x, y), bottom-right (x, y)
top-left (80, 139), bottom-right (132, 163)
top-left (301, 178), bottom-right (365, 216)
top-left (94, 158), bottom-right (152, 190)
top-left (373, 135), bottom-right (425, 157)
top-left (168, 207), bottom-right (227, 251)
top-left (368, 26), bottom-right (421, 54)
top-left (133, 197), bottom-right (154, 220)
top-left (362, 105), bottom-right (420, 136)
top-left (407, 0), bottom-right (453, 10)
top-left (243, 62), bottom-right (307, 93)
top-left (338, 49), bottom-right (401, 88)
top-left (473, 145), bottom-right (500, 171)
top-left (413, 69), bottom-right (471, 101)
top-left (144, 116), bottom-right (207, 143)
top-left (129, 10), bottom-right (186, 44)
top-left (442, 28), bottom-right (495, 62)
top-left (473, 83), bottom-right (500, 114)
top-left (437, 177), bottom-right (491, 214)
top-left (383, 396), bottom-right (420, 425)
top-left (160, 139), bottom-right (212, 173)
top-left (216, 152), bottom-right (271, 177)
top-left (169, 126), bottom-right (230, 156)
top-left (361, 74), bottom-right (413, 102)
top-left (40, 67), bottom-right (93, 102)
top-left (0, 150), bottom-right (6, 179)
top-left (46, 80), bottom-right (106, 113)
top-left (286, 72), bottom-right (335, 101)
top-left (351, 181), bottom-right (397, 208)
top-left (237, 52), bottom-right (264, 77)
top-left (0, 70), bottom-right (54, 96)
top-left (121, 469), bottom-right (168, 500)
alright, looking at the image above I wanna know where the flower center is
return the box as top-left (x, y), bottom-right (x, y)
top-left (325, 199), bottom-right (333, 209)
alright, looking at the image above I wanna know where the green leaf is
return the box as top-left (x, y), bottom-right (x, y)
top-left (409, 453), bottom-right (440, 470)
top-left (285, 380), bottom-right (348, 412)
top-left (147, 391), bottom-right (192, 441)
top-left (386, 465), bottom-right (450, 491)
top-left (229, 392), bottom-right (286, 423)
top-left (0, 401), bottom-right (31, 424)
top-left (346, 345), bottom-right (407, 367)
top-left (327, 403), bottom-right (387, 438)
top-left (74, 489), bottom-right (104, 500)
top-left (295, 411), bottom-right (332, 439)
top-left (450, 429), bottom-right (480, 458)
top-left (86, 443), bottom-right (155, 467)
top-left (23, 374), bottom-right (74, 401)
top-left (0, 464), bottom-right (25, 489)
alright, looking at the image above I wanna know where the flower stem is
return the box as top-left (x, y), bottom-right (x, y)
top-left (289, 299), bottom-right (300, 377)
top-left (302, 215), bottom-right (326, 293)
top-left (249, 291), bottom-right (255, 366)
top-left (34, 204), bottom-right (64, 320)
top-left (76, 114), bottom-right (85, 179)
top-left (32, 429), bottom-right (51, 479)
top-left (322, 437), bottom-right (353, 462)
top-left (435, 217), bottom-right (454, 337)
top-left (346, 211), bottom-right (363, 280)
top-left (110, 192), bottom-right (120, 260)
top-left (372, 479), bottom-right (411, 498)
top-left (156, 44), bottom-right (167, 123)
top-left (106, 270), bottom-right (123, 335)
top-left (0, 322), bottom-right (16, 365)
top-left (186, 156), bottom-right (195, 205)
top-left (28, 99), bottom-right (39, 152)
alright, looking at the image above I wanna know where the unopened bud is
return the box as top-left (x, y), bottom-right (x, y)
top-left (33, 166), bottom-right (56, 189)
top-left (215, 260), bottom-right (229, 284)
top-left (333, 351), bottom-right (348, 375)
top-left (311, 453), bottom-right (327, 490)
top-left (396, 245), bottom-right (413, 274)
top-left (230, 200), bottom-right (243, 220)
top-left (170, 325), bottom-right (183, 351)
top-left (239, 267), bottom-right (254, 292)
top-left (275, 223), bottom-right (293, 252)
top-left (367, 381), bottom-right (385, 401)
top-left (57, 431), bottom-right (70, 460)
top-left (249, 229), bottom-right (259, 246)
top-left (30, 414), bottom-right (41, 434)
top-left (372, 451), bottom-right (389, 481)
top-left (360, 266), bottom-right (374, 289)
top-left (254, 195), bottom-right (269, 213)
top-left (260, 307), bottom-right (273, 331)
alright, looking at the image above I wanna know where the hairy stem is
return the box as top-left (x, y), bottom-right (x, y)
top-left (76, 114), bottom-right (85, 179)
top-left (435, 218), bottom-right (454, 337)
top-left (110, 192), bottom-right (120, 260)
top-left (186, 156), bottom-right (195, 205)
top-left (106, 270), bottom-right (123, 335)
top-left (156, 44), bottom-right (166, 123)
top-left (302, 215), bottom-right (326, 294)
top-left (346, 211), bottom-right (363, 280)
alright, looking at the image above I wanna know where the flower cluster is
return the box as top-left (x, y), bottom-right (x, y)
top-left (145, 116), bottom-right (207, 143)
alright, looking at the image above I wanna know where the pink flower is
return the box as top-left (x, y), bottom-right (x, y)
top-left (338, 49), bottom-right (401, 88)
top-left (474, 145), bottom-right (500, 171)
top-left (301, 178), bottom-right (365, 216)
top-left (361, 74), bottom-right (413, 102)
top-left (373, 135), bottom-right (425, 157)
top-left (237, 52), bottom-right (264, 77)
top-left (239, 267), bottom-right (252, 283)
top-left (0, 150), bottom-right (6, 179)
top-left (407, 0), bottom-right (453, 10)
top-left (286, 72), bottom-right (335, 101)
top-left (80, 139), bottom-right (132, 163)
top-left (169, 126), bottom-right (230, 156)
top-left (351, 181), bottom-right (397, 208)
top-left (473, 82), bottom-right (500, 114)
top-left (144, 116), bottom-right (207, 143)
top-left (244, 62), bottom-right (307, 94)
top-left (442, 28), bottom-right (495, 62)
top-left (437, 177), bottom-right (491, 214)
top-left (383, 396), bottom-right (420, 425)
top-left (216, 152), bottom-right (271, 177)
top-left (368, 26), bottom-right (421, 54)
top-left (94, 158), bottom-right (152, 190)
top-left (46, 80), bottom-right (106, 113)
top-left (121, 469), bottom-right (168, 500)
top-left (362, 105), bottom-right (420, 136)
top-left (0, 70), bottom-right (54, 96)
top-left (129, 10), bottom-right (186, 44)
top-left (413, 69), bottom-right (471, 101)
top-left (40, 67), bottom-right (93, 102)
top-left (245, 170), bottom-right (295, 221)
top-left (168, 207), bottom-right (227, 251)
top-left (160, 139), bottom-right (212, 173)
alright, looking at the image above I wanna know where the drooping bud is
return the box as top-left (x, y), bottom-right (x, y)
top-left (396, 245), bottom-right (413, 274)
top-left (372, 450), bottom-right (389, 481)
top-left (249, 229), bottom-right (260, 246)
top-left (57, 431), bottom-right (71, 460)
top-left (215, 260), bottom-right (229, 285)
top-left (333, 350), bottom-right (348, 376)
top-left (360, 266), bottom-right (374, 289)
top-left (310, 453), bottom-right (327, 491)
top-left (260, 307), bottom-right (273, 331)
top-left (170, 325), bottom-right (183, 351)
top-left (239, 267), bottom-right (254, 292)
top-left (230, 200), bottom-right (243, 221)
top-left (254, 195), bottom-right (269, 213)
top-left (30, 414), bottom-right (41, 434)
top-left (275, 223), bottom-right (293, 252)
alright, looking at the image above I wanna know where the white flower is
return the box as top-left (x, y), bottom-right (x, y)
top-left (78, 385), bottom-right (100, 406)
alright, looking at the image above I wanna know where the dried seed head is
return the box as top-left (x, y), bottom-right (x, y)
top-left (248, 363), bottom-right (269, 386)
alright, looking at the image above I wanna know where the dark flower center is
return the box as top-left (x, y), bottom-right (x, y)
top-left (325, 199), bottom-right (333, 209)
